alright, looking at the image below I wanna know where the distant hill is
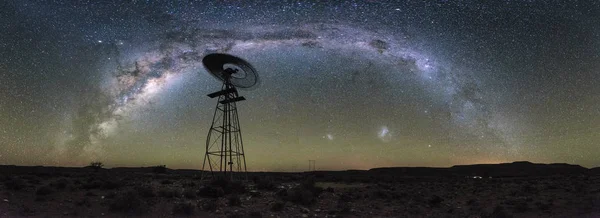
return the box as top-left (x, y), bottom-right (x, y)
top-left (368, 167), bottom-right (448, 177)
top-left (0, 161), bottom-right (593, 178)
top-left (0, 165), bottom-right (87, 175)
top-left (370, 161), bottom-right (589, 178)
top-left (449, 161), bottom-right (588, 177)
top-left (0, 165), bottom-right (175, 175)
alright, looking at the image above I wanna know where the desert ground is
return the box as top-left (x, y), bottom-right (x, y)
top-left (1, 162), bottom-right (599, 217)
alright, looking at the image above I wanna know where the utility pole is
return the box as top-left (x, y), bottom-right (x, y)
top-left (308, 160), bottom-right (316, 171)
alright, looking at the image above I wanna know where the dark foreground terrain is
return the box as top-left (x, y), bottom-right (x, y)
top-left (1, 162), bottom-right (599, 217)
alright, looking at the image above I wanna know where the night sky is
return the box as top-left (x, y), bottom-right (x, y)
top-left (1, 1), bottom-right (599, 171)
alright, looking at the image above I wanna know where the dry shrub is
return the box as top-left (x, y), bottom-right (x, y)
top-left (270, 201), bottom-right (285, 212)
top-left (4, 177), bottom-right (26, 190)
top-left (282, 177), bottom-right (323, 206)
top-left (228, 195), bottom-right (242, 206)
top-left (158, 187), bottom-right (180, 198)
top-left (172, 201), bottom-right (195, 215)
top-left (35, 185), bottom-right (54, 196)
top-left (201, 200), bottom-right (218, 212)
top-left (183, 188), bottom-right (196, 199)
top-left (109, 190), bottom-right (146, 214)
top-left (198, 186), bottom-right (225, 198)
top-left (135, 185), bottom-right (156, 198)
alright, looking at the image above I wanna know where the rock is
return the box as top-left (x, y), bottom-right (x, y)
top-left (301, 207), bottom-right (310, 213)
top-left (428, 195), bottom-right (443, 206)
top-left (249, 190), bottom-right (261, 197)
top-left (276, 189), bottom-right (287, 197)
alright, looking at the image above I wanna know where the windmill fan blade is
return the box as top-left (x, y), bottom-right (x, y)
top-left (202, 53), bottom-right (260, 89)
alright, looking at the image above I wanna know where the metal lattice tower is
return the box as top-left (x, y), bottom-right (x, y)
top-left (200, 54), bottom-right (259, 181)
top-left (203, 70), bottom-right (247, 181)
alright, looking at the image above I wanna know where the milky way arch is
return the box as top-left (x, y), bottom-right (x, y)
top-left (56, 22), bottom-right (514, 164)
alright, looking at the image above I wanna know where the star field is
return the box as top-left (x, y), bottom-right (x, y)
top-left (0, 1), bottom-right (599, 171)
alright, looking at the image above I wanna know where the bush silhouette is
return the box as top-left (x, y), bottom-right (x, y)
top-left (153, 165), bottom-right (168, 173)
top-left (88, 162), bottom-right (104, 172)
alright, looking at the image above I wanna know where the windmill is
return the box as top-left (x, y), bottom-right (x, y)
top-left (201, 53), bottom-right (259, 181)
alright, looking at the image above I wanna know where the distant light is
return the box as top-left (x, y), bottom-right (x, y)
top-left (395, 8), bottom-right (401, 11)
top-left (98, 40), bottom-right (103, 43)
